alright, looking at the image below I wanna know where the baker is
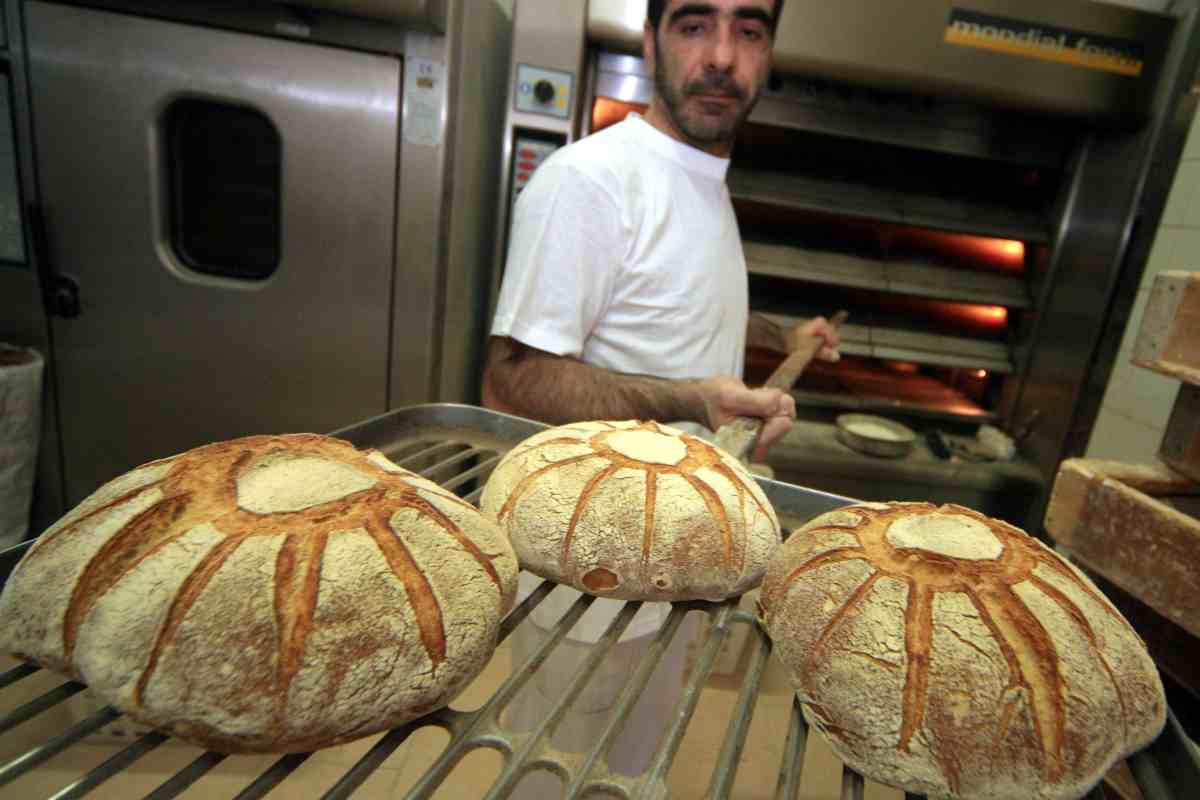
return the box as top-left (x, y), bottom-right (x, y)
top-left (482, 0), bottom-right (840, 783)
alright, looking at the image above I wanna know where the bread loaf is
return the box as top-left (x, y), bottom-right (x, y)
top-left (759, 502), bottom-right (1165, 800)
top-left (480, 420), bottom-right (780, 601)
top-left (0, 434), bottom-right (518, 753)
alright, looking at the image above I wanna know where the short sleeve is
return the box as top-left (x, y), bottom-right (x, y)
top-left (490, 162), bottom-right (624, 358)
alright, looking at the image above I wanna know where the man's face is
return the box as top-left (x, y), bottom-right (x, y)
top-left (644, 1), bottom-right (775, 151)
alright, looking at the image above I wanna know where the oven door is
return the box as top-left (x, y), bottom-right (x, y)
top-left (28, 2), bottom-right (401, 505)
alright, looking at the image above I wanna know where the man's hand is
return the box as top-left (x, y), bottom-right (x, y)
top-left (786, 316), bottom-right (842, 363)
top-left (697, 376), bottom-right (796, 463)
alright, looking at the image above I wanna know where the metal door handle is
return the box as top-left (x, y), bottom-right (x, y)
top-left (28, 202), bottom-right (81, 319)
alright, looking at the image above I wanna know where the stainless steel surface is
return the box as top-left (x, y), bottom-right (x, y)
top-left (392, 28), bottom-right (450, 409)
top-left (591, 51), bottom-right (1073, 168)
top-left (0, 72), bottom-right (23, 264)
top-left (729, 167), bottom-right (1051, 244)
top-left (282, 0), bottom-right (448, 31)
top-left (1012, 1), bottom-right (1200, 498)
top-left (22, 0), bottom-right (415, 55)
top-left (17, 1), bottom-right (510, 510)
top-left (587, 0), bottom-right (1175, 120)
top-left (1, 403), bottom-right (1195, 799)
top-left (0, 0), bottom-right (65, 539)
top-left (434, 1), bottom-right (513, 403)
top-left (27, 2), bottom-right (399, 506)
top-left (744, 240), bottom-right (1032, 309)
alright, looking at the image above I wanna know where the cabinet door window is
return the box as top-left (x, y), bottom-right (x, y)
top-left (167, 98), bottom-right (281, 280)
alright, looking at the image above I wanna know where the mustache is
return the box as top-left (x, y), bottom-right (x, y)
top-left (683, 74), bottom-right (746, 100)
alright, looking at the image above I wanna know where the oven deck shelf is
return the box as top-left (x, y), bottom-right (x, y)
top-left (729, 168), bottom-right (1052, 245)
top-left (758, 312), bottom-right (1013, 374)
top-left (1, 404), bottom-right (1195, 800)
top-left (744, 240), bottom-right (1032, 310)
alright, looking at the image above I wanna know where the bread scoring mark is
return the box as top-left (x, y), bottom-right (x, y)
top-left (969, 587), bottom-right (1065, 782)
top-left (680, 472), bottom-right (736, 567)
top-left (503, 436), bottom-right (594, 464)
top-left (28, 480), bottom-right (168, 558)
top-left (643, 471), bottom-right (658, 564)
top-left (808, 572), bottom-right (882, 678)
top-left (273, 531), bottom-right (328, 693)
top-left (560, 464), bottom-right (622, 569)
top-left (403, 494), bottom-right (502, 591)
top-left (1034, 555), bottom-right (1137, 638)
top-left (761, 547), bottom-right (866, 616)
top-left (897, 581), bottom-right (934, 754)
top-left (366, 513), bottom-right (446, 669)
top-left (766, 502), bottom-right (1099, 786)
top-left (1030, 574), bottom-right (1129, 748)
top-left (711, 461), bottom-right (773, 530)
top-left (134, 534), bottom-right (249, 706)
top-left (496, 453), bottom-right (604, 522)
top-left (62, 492), bottom-right (192, 662)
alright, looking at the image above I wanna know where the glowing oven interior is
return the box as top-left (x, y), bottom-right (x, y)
top-left (592, 96), bottom-right (1060, 424)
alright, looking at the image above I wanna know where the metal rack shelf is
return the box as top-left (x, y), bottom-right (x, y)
top-left (1, 405), bottom-right (1196, 799)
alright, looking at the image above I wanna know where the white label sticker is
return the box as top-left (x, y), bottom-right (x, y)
top-left (403, 57), bottom-right (445, 148)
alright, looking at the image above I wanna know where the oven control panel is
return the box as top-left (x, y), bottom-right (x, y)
top-left (509, 134), bottom-right (560, 210)
top-left (514, 64), bottom-right (573, 119)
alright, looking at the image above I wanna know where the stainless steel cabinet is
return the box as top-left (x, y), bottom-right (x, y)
top-left (28, 2), bottom-right (401, 504)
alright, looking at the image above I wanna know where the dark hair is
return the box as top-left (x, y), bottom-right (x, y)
top-left (646, 0), bottom-right (785, 35)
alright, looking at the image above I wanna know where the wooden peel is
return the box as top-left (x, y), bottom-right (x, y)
top-left (713, 310), bottom-right (849, 463)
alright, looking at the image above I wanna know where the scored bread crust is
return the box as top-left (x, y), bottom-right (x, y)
top-left (0, 434), bottom-right (518, 753)
top-left (759, 502), bottom-right (1166, 800)
top-left (480, 420), bottom-right (781, 601)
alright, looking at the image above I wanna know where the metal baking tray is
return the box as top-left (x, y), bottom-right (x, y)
top-left (1, 403), bottom-right (1197, 799)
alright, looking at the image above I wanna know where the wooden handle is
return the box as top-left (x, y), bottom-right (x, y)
top-left (713, 310), bottom-right (848, 462)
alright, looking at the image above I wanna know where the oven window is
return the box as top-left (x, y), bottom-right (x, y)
top-left (167, 98), bottom-right (281, 280)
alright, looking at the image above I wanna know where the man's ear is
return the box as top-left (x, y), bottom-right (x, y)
top-left (642, 20), bottom-right (656, 74)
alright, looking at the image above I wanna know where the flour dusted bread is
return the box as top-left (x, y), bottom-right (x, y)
top-left (759, 502), bottom-right (1165, 800)
top-left (0, 434), bottom-right (518, 753)
top-left (480, 420), bottom-right (780, 601)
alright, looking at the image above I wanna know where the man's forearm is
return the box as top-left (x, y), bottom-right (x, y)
top-left (483, 340), bottom-right (706, 427)
top-left (746, 312), bottom-right (789, 353)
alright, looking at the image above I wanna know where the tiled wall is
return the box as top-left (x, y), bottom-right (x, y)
top-left (1085, 106), bottom-right (1200, 461)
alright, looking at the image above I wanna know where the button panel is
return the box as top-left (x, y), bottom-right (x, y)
top-left (515, 64), bottom-right (573, 119)
top-left (510, 135), bottom-right (559, 209)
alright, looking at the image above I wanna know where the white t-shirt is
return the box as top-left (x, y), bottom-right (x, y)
top-left (491, 114), bottom-right (749, 640)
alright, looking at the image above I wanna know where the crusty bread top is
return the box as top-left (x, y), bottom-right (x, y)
top-left (481, 420), bottom-right (779, 600)
top-left (759, 502), bottom-right (1165, 797)
top-left (10, 434), bottom-right (515, 686)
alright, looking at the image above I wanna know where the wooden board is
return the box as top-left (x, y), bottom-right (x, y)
top-left (1161, 384), bottom-right (1200, 483)
top-left (1044, 458), bottom-right (1200, 639)
top-left (1133, 271), bottom-right (1200, 385)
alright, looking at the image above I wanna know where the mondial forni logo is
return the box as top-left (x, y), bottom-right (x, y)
top-left (944, 9), bottom-right (1145, 77)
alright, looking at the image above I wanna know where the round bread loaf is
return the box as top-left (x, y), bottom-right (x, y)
top-left (759, 502), bottom-right (1166, 800)
top-left (0, 434), bottom-right (518, 753)
top-left (480, 420), bottom-right (780, 601)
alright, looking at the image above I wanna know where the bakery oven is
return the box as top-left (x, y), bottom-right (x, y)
top-left (494, 0), bottom-right (1199, 528)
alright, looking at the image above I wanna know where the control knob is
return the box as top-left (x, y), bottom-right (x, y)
top-left (534, 80), bottom-right (556, 105)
